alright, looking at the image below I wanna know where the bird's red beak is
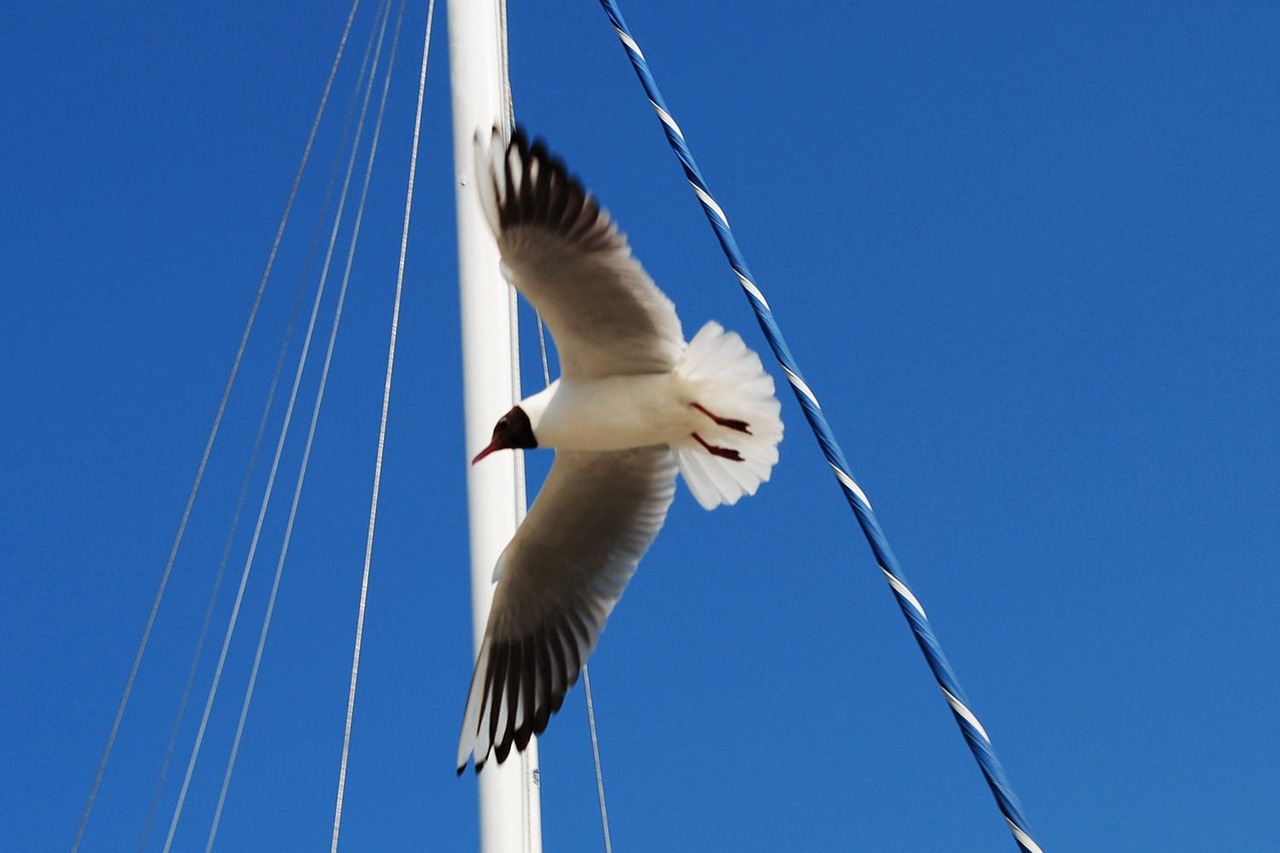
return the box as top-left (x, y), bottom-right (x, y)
top-left (471, 441), bottom-right (500, 465)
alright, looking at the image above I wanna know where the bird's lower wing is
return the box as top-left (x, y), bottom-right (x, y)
top-left (457, 447), bottom-right (678, 773)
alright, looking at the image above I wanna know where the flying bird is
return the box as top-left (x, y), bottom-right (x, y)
top-left (457, 128), bottom-right (783, 773)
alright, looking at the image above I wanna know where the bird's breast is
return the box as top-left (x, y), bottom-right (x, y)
top-left (536, 374), bottom-right (694, 452)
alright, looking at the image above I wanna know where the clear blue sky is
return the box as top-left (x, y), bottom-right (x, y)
top-left (3, 2), bottom-right (1278, 850)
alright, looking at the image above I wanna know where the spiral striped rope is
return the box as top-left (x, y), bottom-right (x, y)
top-left (597, 2), bottom-right (1043, 851)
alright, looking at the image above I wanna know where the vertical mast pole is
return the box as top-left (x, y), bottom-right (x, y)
top-left (446, 1), bottom-right (543, 850)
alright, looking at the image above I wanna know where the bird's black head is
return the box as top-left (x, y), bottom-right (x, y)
top-left (472, 406), bottom-right (537, 464)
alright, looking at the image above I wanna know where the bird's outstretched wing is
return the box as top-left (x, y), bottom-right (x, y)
top-left (457, 446), bottom-right (678, 773)
top-left (474, 127), bottom-right (686, 379)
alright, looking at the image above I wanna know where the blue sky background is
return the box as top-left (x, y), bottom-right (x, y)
top-left (3, 2), bottom-right (1278, 850)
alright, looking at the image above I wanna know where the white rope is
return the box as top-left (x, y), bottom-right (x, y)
top-left (329, 0), bottom-right (432, 846)
top-left (158, 2), bottom-right (394, 847)
top-left (203, 2), bottom-right (407, 849)
top-left (68, 4), bottom-right (363, 851)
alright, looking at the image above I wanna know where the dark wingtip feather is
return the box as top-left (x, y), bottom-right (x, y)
top-left (460, 617), bottom-right (594, 771)
top-left (494, 127), bottom-right (613, 251)
top-left (494, 732), bottom-right (514, 765)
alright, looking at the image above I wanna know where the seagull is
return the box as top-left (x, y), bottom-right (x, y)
top-left (457, 128), bottom-right (783, 773)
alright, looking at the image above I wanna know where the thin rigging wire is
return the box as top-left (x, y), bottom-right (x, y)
top-left (533, 290), bottom-right (613, 853)
top-left (136, 243), bottom-right (301, 853)
top-left (134, 15), bottom-right (385, 852)
top-left (522, 149), bottom-right (613, 853)
top-left (205, 3), bottom-right (411, 847)
top-left (159, 2), bottom-right (396, 848)
top-left (581, 667), bottom-right (614, 853)
top-left (597, 3), bottom-right (1042, 851)
top-left (68, 3), bottom-right (364, 850)
top-left (534, 316), bottom-right (551, 390)
top-left (330, 1), bottom-right (434, 848)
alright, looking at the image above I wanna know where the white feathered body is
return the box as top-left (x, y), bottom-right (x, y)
top-left (522, 321), bottom-right (782, 509)
top-left (525, 374), bottom-right (690, 451)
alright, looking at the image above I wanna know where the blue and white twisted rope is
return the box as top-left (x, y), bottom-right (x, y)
top-left (598, 2), bottom-right (1042, 851)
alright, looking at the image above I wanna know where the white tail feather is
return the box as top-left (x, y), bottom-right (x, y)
top-left (674, 321), bottom-right (783, 510)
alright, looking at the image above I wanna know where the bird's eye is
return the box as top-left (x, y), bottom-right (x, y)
top-left (497, 417), bottom-right (509, 430)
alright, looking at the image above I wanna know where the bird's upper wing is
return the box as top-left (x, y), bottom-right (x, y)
top-left (457, 446), bottom-right (678, 773)
top-left (474, 128), bottom-right (686, 379)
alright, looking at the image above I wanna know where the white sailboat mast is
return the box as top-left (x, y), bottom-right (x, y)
top-left (446, 1), bottom-right (544, 850)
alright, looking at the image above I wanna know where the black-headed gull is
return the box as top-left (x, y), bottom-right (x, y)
top-left (457, 128), bottom-right (783, 773)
